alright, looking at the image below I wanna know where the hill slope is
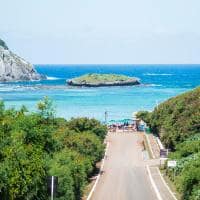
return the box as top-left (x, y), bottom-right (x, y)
top-left (138, 87), bottom-right (200, 149)
top-left (137, 87), bottom-right (200, 200)
top-left (0, 38), bottom-right (45, 82)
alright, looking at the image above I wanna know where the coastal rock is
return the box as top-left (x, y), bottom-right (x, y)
top-left (67, 73), bottom-right (140, 87)
top-left (0, 38), bottom-right (46, 82)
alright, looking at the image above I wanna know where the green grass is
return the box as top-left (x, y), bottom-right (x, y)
top-left (72, 73), bottom-right (136, 84)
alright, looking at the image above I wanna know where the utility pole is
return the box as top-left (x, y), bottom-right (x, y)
top-left (47, 176), bottom-right (58, 200)
top-left (51, 176), bottom-right (54, 200)
top-left (156, 100), bottom-right (159, 109)
top-left (105, 111), bottom-right (108, 124)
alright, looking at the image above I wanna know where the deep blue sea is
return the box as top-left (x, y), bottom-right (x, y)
top-left (0, 64), bottom-right (200, 121)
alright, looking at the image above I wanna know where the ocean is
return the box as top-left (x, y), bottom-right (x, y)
top-left (0, 64), bottom-right (200, 121)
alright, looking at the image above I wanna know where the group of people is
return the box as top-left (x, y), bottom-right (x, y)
top-left (108, 122), bottom-right (138, 132)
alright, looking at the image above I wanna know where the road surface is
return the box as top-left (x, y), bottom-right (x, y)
top-left (91, 132), bottom-right (157, 200)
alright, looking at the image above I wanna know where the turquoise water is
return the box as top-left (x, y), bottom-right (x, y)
top-left (0, 64), bottom-right (200, 121)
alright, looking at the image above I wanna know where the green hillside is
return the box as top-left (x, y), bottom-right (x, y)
top-left (138, 87), bottom-right (200, 149)
top-left (137, 87), bottom-right (200, 200)
top-left (0, 97), bottom-right (107, 200)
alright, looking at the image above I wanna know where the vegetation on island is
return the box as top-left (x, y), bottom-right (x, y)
top-left (0, 97), bottom-right (107, 200)
top-left (137, 87), bottom-right (200, 200)
top-left (67, 73), bottom-right (140, 87)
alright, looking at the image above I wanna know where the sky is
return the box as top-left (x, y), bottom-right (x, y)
top-left (0, 0), bottom-right (200, 64)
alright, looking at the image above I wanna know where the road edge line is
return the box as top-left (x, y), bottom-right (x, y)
top-left (156, 167), bottom-right (178, 200)
top-left (86, 142), bottom-right (109, 200)
top-left (146, 165), bottom-right (163, 200)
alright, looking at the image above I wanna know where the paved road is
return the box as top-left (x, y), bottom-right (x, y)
top-left (91, 132), bottom-right (157, 200)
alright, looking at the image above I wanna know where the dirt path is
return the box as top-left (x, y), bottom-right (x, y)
top-left (91, 132), bottom-right (157, 200)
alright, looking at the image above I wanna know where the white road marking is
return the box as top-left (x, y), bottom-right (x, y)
top-left (156, 167), bottom-right (177, 200)
top-left (87, 142), bottom-right (109, 200)
top-left (146, 165), bottom-right (163, 200)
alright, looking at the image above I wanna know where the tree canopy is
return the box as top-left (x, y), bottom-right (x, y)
top-left (137, 86), bottom-right (200, 200)
top-left (0, 97), bottom-right (107, 200)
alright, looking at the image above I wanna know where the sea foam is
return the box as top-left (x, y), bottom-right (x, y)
top-left (144, 73), bottom-right (173, 76)
top-left (46, 76), bottom-right (61, 80)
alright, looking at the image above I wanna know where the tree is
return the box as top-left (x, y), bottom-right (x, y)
top-left (67, 117), bottom-right (107, 140)
top-left (0, 131), bottom-right (47, 200)
top-left (37, 96), bottom-right (55, 120)
top-left (48, 149), bottom-right (91, 200)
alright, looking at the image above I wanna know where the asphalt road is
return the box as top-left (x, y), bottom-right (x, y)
top-left (91, 132), bottom-right (157, 200)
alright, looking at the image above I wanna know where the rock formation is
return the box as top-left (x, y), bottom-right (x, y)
top-left (67, 73), bottom-right (140, 87)
top-left (0, 38), bottom-right (45, 82)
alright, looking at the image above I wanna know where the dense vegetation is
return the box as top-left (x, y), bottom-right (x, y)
top-left (67, 73), bottom-right (140, 86)
top-left (0, 97), bottom-right (107, 200)
top-left (137, 87), bottom-right (200, 200)
top-left (71, 73), bottom-right (132, 83)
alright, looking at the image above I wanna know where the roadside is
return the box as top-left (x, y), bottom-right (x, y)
top-left (144, 132), bottom-right (180, 200)
top-left (82, 162), bottom-right (101, 200)
top-left (83, 136), bottom-right (109, 200)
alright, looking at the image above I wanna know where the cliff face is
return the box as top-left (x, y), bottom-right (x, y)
top-left (0, 39), bottom-right (45, 82)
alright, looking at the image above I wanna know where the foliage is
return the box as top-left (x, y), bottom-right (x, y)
top-left (136, 111), bottom-right (151, 124)
top-left (138, 87), bottom-right (200, 149)
top-left (70, 73), bottom-right (137, 84)
top-left (48, 149), bottom-right (90, 200)
top-left (37, 96), bottom-right (55, 120)
top-left (67, 117), bottom-right (107, 140)
top-left (60, 132), bottom-right (105, 163)
top-left (139, 86), bottom-right (200, 200)
top-left (0, 98), bottom-right (106, 199)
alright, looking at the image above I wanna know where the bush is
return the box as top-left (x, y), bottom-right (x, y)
top-left (0, 98), bottom-right (106, 199)
top-left (67, 117), bottom-right (107, 140)
top-left (139, 87), bottom-right (200, 200)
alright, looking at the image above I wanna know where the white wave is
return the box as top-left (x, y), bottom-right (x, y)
top-left (46, 76), bottom-right (61, 80)
top-left (148, 84), bottom-right (162, 87)
top-left (0, 85), bottom-right (37, 92)
top-left (144, 73), bottom-right (173, 76)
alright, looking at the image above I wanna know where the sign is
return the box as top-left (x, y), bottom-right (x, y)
top-left (167, 160), bottom-right (177, 168)
top-left (160, 149), bottom-right (168, 158)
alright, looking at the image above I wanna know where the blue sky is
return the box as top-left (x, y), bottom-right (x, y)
top-left (0, 0), bottom-right (200, 64)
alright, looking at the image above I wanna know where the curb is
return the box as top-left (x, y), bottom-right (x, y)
top-left (156, 137), bottom-right (164, 150)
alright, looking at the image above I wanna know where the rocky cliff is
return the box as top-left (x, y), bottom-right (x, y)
top-left (0, 39), bottom-right (45, 82)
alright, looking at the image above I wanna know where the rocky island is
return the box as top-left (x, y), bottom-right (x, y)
top-left (0, 38), bottom-right (45, 82)
top-left (67, 73), bottom-right (140, 87)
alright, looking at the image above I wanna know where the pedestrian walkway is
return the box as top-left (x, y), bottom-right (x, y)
top-left (146, 133), bottom-right (160, 158)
